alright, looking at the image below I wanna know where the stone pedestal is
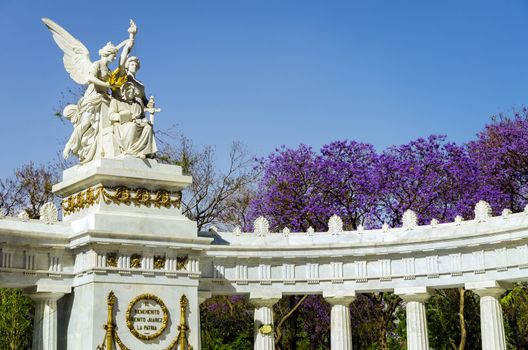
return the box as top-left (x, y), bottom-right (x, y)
top-left (396, 287), bottom-right (431, 350)
top-left (466, 281), bottom-right (509, 350)
top-left (52, 158), bottom-right (196, 238)
top-left (31, 293), bottom-right (64, 350)
top-left (250, 291), bottom-right (281, 350)
top-left (323, 290), bottom-right (356, 350)
top-left (51, 158), bottom-right (210, 349)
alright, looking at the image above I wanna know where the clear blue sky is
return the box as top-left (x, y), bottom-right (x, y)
top-left (1, 0), bottom-right (528, 178)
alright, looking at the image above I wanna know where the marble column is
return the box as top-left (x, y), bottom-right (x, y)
top-left (250, 292), bottom-right (281, 350)
top-left (198, 291), bottom-right (212, 350)
top-left (395, 287), bottom-right (431, 350)
top-left (323, 291), bottom-right (356, 350)
top-left (30, 293), bottom-right (64, 350)
top-left (466, 281), bottom-right (509, 350)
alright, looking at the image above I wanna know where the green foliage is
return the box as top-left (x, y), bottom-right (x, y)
top-left (200, 296), bottom-right (253, 349)
top-left (502, 283), bottom-right (528, 349)
top-left (0, 289), bottom-right (33, 350)
top-left (387, 306), bottom-right (406, 350)
top-left (201, 334), bottom-right (252, 350)
top-left (294, 331), bottom-right (311, 349)
top-left (425, 288), bottom-right (480, 349)
top-left (273, 295), bottom-right (312, 350)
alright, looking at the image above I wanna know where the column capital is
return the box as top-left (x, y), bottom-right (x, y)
top-left (28, 292), bottom-right (65, 302)
top-left (251, 297), bottom-right (281, 308)
top-left (24, 284), bottom-right (71, 300)
top-left (395, 286), bottom-right (433, 302)
top-left (250, 290), bottom-right (281, 307)
top-left (466, 281), bottom-right (512, 298)
top-left (323, 290), bottom-right (356, 306)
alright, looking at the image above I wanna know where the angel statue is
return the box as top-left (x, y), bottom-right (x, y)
top-left (43, 18), bottom-right (157, 163)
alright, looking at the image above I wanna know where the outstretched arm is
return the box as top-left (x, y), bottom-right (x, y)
top-left (119, 39), bottom-right (134, 68)
top-left (119, 20), bottom-right (137, 69)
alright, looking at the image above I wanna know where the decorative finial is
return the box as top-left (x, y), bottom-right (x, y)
top-left (253, 216), bottom-right (270, 236)
top-left (328, 214), bottom-right (343, 235)
top-left (474, 200), bottom-right (492, 222)
top-left (18, 211), bottom-right (29, 221)
top-left (107, 291), bottom-right (116, 305)
top-left (402, 210), bottom-right (418, 231)
top-left (39, 202), bottom-right (58, 224)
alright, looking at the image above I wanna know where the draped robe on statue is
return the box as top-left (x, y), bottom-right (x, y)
top-left (108, 97), bottom-right (157, 157)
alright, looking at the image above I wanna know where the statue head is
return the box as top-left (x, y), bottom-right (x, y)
top-left (121, 82), bottom-right (139, 102)
top-left (125, 56), bottom-right (141, 76)
top-left (98, 42), bottom-right (118, 61)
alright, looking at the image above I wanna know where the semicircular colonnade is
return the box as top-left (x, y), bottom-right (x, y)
top-left (1, 190), bottom-right (526, 349)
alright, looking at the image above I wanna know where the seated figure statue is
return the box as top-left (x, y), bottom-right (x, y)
top-left (109, 82), bottom-right (157, 158)
top-left (44, 18), bottom-right (162, 163)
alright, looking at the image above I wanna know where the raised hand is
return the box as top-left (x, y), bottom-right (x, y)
top-left (128, 19), bottom-right (137, 39)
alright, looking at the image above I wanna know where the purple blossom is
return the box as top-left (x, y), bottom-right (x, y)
top-left (239, 111), bottom-right (528, 347)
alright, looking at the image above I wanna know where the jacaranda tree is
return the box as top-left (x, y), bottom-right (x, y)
top-left (239, 112), bottom-right (528, 349)
top-left (468, 109), bottom-right (528, 213)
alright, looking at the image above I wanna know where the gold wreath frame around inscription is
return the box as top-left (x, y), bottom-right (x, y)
top-left (125, 293), bottom-right (169, 341)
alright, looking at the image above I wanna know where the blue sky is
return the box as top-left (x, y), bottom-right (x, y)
top-left (1, 1), bottom-right (528, 178)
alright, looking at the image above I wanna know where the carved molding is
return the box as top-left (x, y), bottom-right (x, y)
top-left (130, 254), bottom-right (141, 269)
top-left (177, 256), bottom-right (188, 271)
top-left (61, 185), bottom-right (182, 215)
top-left (154, 256), bottom-right (166, 270)
top-left (106, 253), bottom-right (118, 268)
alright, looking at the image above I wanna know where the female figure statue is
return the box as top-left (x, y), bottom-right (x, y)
top-left (42, 18), bottom-right (137, 163)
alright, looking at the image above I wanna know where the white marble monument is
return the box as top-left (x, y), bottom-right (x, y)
top-left (0, 17), bottom-right (527, 350)
top-left (39, 18), bottom-right (207, 350)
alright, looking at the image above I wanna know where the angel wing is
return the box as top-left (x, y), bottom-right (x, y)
top-left (42, 18), bottom-right (92, 85)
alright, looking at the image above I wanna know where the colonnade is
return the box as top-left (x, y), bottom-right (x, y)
top-left (4, 198), bottom-right (525, 349)
top-left (25, 280), bottom-right (511, 350)
top-left (246, 281), bottom-right (509, 350)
